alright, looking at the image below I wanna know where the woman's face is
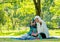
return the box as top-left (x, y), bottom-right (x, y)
top-left (35, 18), bottom-right (39, 22)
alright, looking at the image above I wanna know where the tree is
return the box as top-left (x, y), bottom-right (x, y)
top-left (0, 10), bottom-right (5, 25)
top-left (33, 0), bottom-right (41, 16)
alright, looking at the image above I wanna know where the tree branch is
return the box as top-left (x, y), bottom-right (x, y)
top-left (33, 0), bottom-right (37, 5)
top-left (33, 0), bottom-right (38, 10)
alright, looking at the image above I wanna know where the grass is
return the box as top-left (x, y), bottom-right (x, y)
top-left (0, 38), bottom-right (60, 42)
top-left (0, 28), bottom-right (60, 36)
top-left (49, 29), bottom-right (60, 36)
top-left (0, 27), bottom-right (60, 42)
top-left (0, 27), bottom-right (29, 36)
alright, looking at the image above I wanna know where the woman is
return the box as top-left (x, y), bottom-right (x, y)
top-left (34, 16), bottom-right (49, 38)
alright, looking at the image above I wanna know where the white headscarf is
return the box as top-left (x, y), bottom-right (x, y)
top-left (34, 16), bottom-right (42, 22)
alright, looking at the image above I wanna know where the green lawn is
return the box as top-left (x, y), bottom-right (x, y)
top-left (49, 29), bottom-right (60, 36)
top-left (0, 38), bottom-right (60, 42)
top-left (0, 28), bottom-right (60, 36)
top-left (0, 27), bottom-right (60, 42)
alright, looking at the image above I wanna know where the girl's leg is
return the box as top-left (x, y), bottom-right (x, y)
top-left (27, 26), bottom-right (34, 35)
top-left (16, 34), bottom-right (36, 40)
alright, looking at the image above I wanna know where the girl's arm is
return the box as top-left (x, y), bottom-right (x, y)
top-left (31, 32), bottom-right (38, 36)
top-left (30, 21), bottom-right (35, 26)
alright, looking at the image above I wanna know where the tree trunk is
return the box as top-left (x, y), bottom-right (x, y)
top-left (33, 0), bottom-right (41, 16)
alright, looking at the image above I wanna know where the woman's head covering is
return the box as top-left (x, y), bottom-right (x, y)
top-left (34, 16), bottom-right (42, 22)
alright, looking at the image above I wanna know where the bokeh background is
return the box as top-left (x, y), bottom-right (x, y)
top-left (0, 0), bottom-right (60, 36)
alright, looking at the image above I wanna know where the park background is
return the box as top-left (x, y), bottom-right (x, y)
top-left (0, 0), bottom-right (60, 41)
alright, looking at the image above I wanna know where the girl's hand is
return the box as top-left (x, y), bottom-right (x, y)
top-left (31, 33), bottom-right (38, 36)
top-left (31, 33), bottom-right (35, 36)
